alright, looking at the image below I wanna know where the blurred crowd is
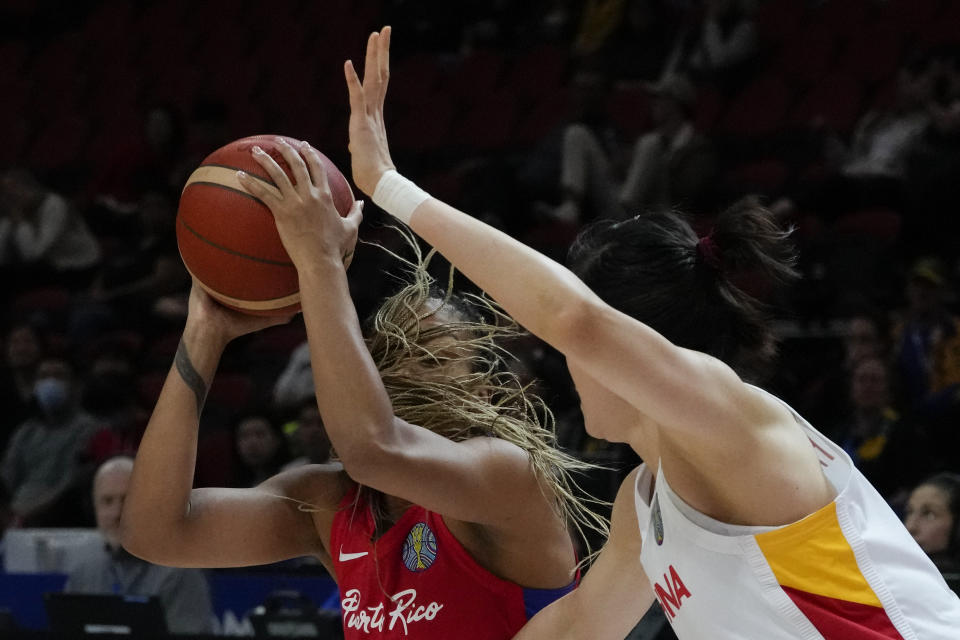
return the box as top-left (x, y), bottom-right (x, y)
top-left (1, 0), bottom-right (959, 589)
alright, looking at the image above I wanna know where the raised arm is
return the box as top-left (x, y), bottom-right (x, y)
top-left (514, 468), bottom-right (653, 639)
top-left (236, 141), bottom-right (567, 534)
top-left (344, 28), bottom-right (770, 440)
top-left (120, 285), bottom-right (344, 570)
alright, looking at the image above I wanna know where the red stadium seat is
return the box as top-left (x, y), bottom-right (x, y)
top-left (918, 2), bottom-right (960, 48)
top-left (444, 49), bottom-right (506, 105)
top-left (208, 373), bottom-right (255, 412)
top-left (722, 159), bottom-right (789, 195)
top-left (84, 329), bottom-right (145, 360)
top-left (501, 45), bottom-right (569, 104)
top-left (832, 208), bottom-right (902, 244)
top-left (13, 287), bottom-right (72, 317)
top-left (387, 54), bottom-right (444, 108)
top-left (390, 95), bottom-right (455, 153)
top-left (814, 0), bottom-right (873, 36)
top-left (136, 372), bottom-right (166, 408)
top-left (145, 331), bottom-right (182, 369)
top-left (26, 114), bottom-right (91, 170)
top-left (790, 74), bottom-right (864, 134)
top-left (0, 116), bottom-right (30, 167)
top-left (606, 84), bottom-right (652, 140)
top-left (755, 0), bottom-right (808, 41)
top-left (838, 23), bottom-right (903, 86)
top-left (693, 86), bottom-right (725, 133)
top-left (195, 428), bottom-right (237, 488)
top-left (772, 21), bottom-right (843, 87)
top-left (455, 91), bottom-right (519, 151)
top-left (514, 87), bottom-right (572, 145)
top-left (0, 41), bottom-right (28, 77)
top-left (243, 323), bottom-right (307, 361)
top-left (882, 0), bottom-right (944, 36)
top-left (420, 168), bottom-right (465, 204)
top-left (718, 74), bottom-right (792, 137)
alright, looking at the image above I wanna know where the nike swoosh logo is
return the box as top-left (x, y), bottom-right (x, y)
top-left (338, 547), bottom-right (369, 562)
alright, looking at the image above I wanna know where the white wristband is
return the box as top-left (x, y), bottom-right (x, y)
top-left (372, 170), bottom-right (431, 224)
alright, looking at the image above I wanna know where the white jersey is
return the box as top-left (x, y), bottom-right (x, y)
top-left (634, 390), bottom-right (960, 639)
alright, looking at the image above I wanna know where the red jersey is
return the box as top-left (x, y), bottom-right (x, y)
top-left (330, 486), bottom-right (577, 638)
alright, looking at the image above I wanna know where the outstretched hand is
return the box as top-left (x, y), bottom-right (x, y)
top-left (344, 26), bottom-right (397, 196)
top-left (237, 138), bottom-right (363, 269)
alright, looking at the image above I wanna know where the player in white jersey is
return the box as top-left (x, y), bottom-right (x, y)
top-left (329, 26), bottom-right (960, 639)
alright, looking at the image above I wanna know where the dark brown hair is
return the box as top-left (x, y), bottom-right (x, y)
top-left (568, 200), bottom-right (799, 381)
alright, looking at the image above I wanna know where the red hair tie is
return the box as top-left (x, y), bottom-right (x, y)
top-left (696, 234), bottom-right (722, 270)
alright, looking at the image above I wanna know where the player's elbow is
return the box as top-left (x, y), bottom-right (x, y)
top-left (118, 505), bottom-right (181, 565)
top-left (333, 417), bottom-right (407, 489)
top-left (332, 423), bottom-right (394, 486)
top-left (118, 512), bottom-right (153, 561)
top-left (552, 297), bottom-right (609, 361)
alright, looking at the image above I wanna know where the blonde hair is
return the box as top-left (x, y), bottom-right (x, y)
top-left (356, 228), bottom-right (610, 556)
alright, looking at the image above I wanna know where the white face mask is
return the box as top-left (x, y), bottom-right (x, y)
top-left (34, 377), bottom-right (70, 415)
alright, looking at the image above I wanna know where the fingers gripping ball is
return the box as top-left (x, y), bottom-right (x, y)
top-left (176, 135), bottom-right (354, 316)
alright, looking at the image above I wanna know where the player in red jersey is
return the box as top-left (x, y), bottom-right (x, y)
top-left (120, 184), bottom-right (605, 636)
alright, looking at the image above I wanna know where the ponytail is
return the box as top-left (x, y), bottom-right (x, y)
top-left (569, 200), bottom-right (798, 381)
top-left (707, 198), bottom-right (799, 287)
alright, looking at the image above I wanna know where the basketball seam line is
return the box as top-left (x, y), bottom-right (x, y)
top-left (178, 216), bottom-right (295, 267)
top-left (184, 180), bottom-right (266, 203)
top-left (200, 163), bottom-right (277, 183)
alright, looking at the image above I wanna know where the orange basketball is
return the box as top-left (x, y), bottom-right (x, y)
top-left (176, 135), bottom-right (354, 316)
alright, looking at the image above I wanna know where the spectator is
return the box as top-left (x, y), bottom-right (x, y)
top-left (86, 103), bottom-right (188, 213)
top-left (81, 350), bottom-right (147, 464)
top-left (571, 0), bottom-right (629, 58)
top-left (892, 257), bottom-right (960, 409)
top-left (1, 355), bottom-right (100, 527)
top-left (924, 46), bottom-right (960, 142)
top-left (0, 169), bottom-right (101, 290)
top-left (606, 0), bottom-right (683, 83)
top-left (904, 472), bottom-right (960, 576)
top-left (0, 323), bottom-right (43, 453)
top-left (907, 45), bottom-right (960, 246)
top-left (271, 342), bottom-right (314, 412)
top-left (619, 74), bottom-right (717, 214)
top-left (799, 309), bottom-right (892, 429)
top-left (672, 0), bottom-right (759, 91)
top-left (234, 413), bottom-right (291, 487)
top-left (543, 72), bottom-right (716, 224)
top-left (64, 457), bottom-right (214, 635)
top-left (838, 61), bottom-right (933, 185)
top-left (843, 311), bottom-right (891, 370)
top-left (282, 399), bottom-right (332, 469)
top-left (77, 189), bottom-right (189, 340)
top-left (835, 355), bottom-right (925, 502)
top-left (784, 58), bottom-right (935, 223)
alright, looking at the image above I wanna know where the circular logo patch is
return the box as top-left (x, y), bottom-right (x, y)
top-left (401, 522), bottom-right (438, 572)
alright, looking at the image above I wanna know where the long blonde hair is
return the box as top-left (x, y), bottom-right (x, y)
top-left (357, 228), bottom-right (609, 555)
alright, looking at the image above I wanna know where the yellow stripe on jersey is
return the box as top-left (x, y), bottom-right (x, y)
top-left (754, 501), bottom-right (882, 608)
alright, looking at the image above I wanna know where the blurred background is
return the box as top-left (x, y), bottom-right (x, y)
top-left (1, 0), bottom-right (959, 637)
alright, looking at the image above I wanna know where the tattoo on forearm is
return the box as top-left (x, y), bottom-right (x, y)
top-left (175, 340), bottom-right (207, 414)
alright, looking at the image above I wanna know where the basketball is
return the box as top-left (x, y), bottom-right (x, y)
top-left (175, 134), bottom-right (354, 316)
